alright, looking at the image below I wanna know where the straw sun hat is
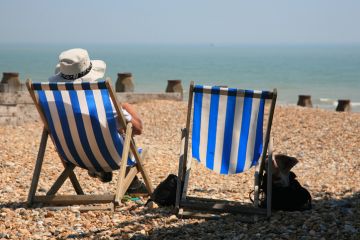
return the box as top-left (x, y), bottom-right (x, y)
top-left (49, 48), bottom-right (106, 82)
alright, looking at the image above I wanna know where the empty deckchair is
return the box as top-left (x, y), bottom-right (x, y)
top-left (176, 82), bottom-right (277, 218)
top-left (26, 79), bottom-right (153, 209)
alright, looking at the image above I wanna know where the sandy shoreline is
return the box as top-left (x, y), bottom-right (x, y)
top-left (0, 100), bottom-right (359, 239)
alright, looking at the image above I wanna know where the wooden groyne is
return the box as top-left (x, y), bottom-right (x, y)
top-left (0, 72), bottom-right (183, 126)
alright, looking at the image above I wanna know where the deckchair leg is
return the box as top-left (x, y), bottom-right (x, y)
top-left (180, 160), bottom-right (191, 202)
top-left (131, 141), bottom-right (153, 195)
top-left (58, 158), bottom-right (84, 195)
top-left (254, 169), bottom-right (259, 207)
top-left (115, 123), bottom-right (133, 204)
top-left (266, 138), bottom-right (273, 218)
top-left (123, 166), bottom-right (139, 190)
top-left (180, 82), bottom-right (194, 202)
top-left (181, 130), bottom-right (192, 201)
top-left (27, 128), bottom-right (48, 206)
top-left (47, 164), bottom-right (76, 196)
top-left (68, 170), bottom-right (84, 195)
top-left (128, 148), bottom-right (149, 195)
top-left (176, 128), bottom-right (187, 212)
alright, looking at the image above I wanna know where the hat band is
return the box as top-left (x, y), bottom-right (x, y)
top-left (60, 62), bottom-right (92, 80)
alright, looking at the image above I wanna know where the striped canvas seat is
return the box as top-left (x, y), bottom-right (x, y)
top-left (32, 80), bottom-right (135, 172)
top-left (192, 85), bottom-right (271, 174)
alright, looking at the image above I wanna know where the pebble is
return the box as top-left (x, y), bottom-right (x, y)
top-left (38, 187), bottom-right (47, 193)
top-left (2, 186), bottom-right (13, 193)
top-left (168, 215), bottom-right (178, 222)
top-left (45, 212), bottom-right (54, 218)
top-left (344, 224), bottom-right (357, 233)
top-left (19, 228), bottom-right (30, 235)
top-left (4, 162), bottom-right (15, 168)
top-left (145, 201), bottom-right (159, 209)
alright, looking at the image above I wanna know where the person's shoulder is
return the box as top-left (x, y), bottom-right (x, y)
top-left (48, 76), bottom-right (60, 82)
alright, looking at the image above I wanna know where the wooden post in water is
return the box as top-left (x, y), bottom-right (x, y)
top-left (336, 99), bottom-right (351, 112)
top-left (116, 72), bottom-right (134, 92)
top-left (297, 95), bottom-right (313, 107)
top-left (166, 80), bottom-right (183, 99)
top-left (1, 72), bottom-right (21, 92)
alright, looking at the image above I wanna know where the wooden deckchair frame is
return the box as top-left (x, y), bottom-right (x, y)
top-left (175, 81), bottom-right (277, 218)
top-left (26, 79), bottom-right (153, 210)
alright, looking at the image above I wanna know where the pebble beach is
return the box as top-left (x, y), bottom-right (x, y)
top-left (0, 100), bottom-right (359, 239)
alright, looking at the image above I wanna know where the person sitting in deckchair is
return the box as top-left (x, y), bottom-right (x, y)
top-left (48, 48), bottom-right (144, 189)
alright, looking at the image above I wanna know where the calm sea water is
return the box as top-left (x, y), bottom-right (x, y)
top-left (0, 44), bottom-right (359, 111)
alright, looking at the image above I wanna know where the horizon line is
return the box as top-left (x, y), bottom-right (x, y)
top-left (1, 42), bottom-right (360, 46)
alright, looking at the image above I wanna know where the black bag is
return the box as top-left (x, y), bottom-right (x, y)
top-left (260, 171), bottom-right (312, 211)
top-left (147, 174), bottom-right (178, 207)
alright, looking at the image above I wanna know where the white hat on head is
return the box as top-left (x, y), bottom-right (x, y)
top-left (49, 48), bottom-right (106, 82)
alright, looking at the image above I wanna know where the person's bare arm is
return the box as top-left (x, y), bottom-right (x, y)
top-left (121, 103), bottom-right (143, 135)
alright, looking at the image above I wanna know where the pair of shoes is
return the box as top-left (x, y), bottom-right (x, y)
top-left (88, 170), bottom-right (113, 183)
top-left (126, 176), bottom-right (148, 195)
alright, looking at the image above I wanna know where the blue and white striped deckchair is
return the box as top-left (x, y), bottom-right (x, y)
top-left (176, 82), bottom-right (277, 218)
top-left (26, 79), bottom-right (153, 209)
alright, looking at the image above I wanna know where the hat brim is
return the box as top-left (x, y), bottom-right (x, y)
top-left (48, 60), bottom-right (106, 82)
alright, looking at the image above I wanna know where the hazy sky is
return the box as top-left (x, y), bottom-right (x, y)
top-left (1, 0), bottom-right (359, 44)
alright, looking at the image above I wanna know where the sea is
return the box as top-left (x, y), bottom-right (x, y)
top-left (0, 43), bottom-right (359, 112)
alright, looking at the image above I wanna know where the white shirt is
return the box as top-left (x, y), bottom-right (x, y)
top-left (121, 109), bottom-right (132, 122)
